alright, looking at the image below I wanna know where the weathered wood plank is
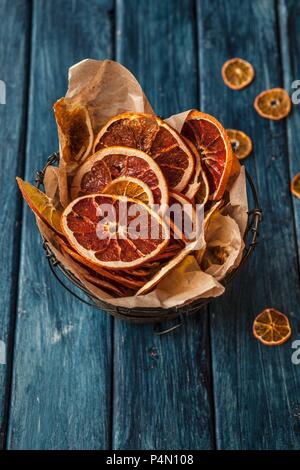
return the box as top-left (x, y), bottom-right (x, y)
top-left (0, 0), bottom-right (31, 448)
top-left (279, 0), bottom-right (300, 251)
top-left (7, 0), bottom-right (114, 450)
top-left (113, 0), bottom-right (214, 450)
top-left (197, 0), bottom-right (300, 449)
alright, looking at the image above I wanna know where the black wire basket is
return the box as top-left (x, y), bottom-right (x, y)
top-left (36, 152), bottom-right (262, 334)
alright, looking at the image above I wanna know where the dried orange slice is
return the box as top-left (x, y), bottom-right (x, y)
top-left (93, 112), bottom-right (194, 192)
top-left (16, 177), bottom-right (63, 234)
top-left (222, 58), bottom-right (254, 90)
top-left (181, 110), bottom-right (233, 200)
top-left (53, 98), bottom-right (93, 167)
top-left (61, 194), bottom-right (170, 270)
top-left (254, 88), bottom-right (291, 120)
top-left (61, 242), bottom-right (146, 290)
top-left (226, 129), bottom-right (252, 160)
top-left (103, 176), bottom-right (154, 205)
top-left (291, 173), bottom-right (300, 200)
top-left (253, 308), bottom-right (292, 346)
top-left (71, 146), bottom-right (168, 210)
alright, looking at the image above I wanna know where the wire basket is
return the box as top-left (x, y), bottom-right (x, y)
top-left (35, 152), bottom-right (262, 334)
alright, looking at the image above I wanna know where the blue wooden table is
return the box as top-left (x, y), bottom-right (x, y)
top-left (1, 0), bottom-right (300, 450)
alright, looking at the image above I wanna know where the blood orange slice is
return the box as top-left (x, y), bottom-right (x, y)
top-left (61, 242), bottom-right (146, 290)
top-left (103, 176), bottom-right (154, 205)
top-left (181, 110), bottom-right (233, 200)
top-left (70, 146), bottom-right (168, 210)
top-left (17, 177), bottom-right (63, 235)
top-left (53, 98), bottom-right (94, 167)
top-left (93, 112), bottom-right (194, 192)
top-left (61, 194), bottom-right (170, 269)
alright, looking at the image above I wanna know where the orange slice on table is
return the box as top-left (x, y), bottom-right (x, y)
top-left (61, 194), bottom-right (170, 270)
top-left (16, 177), bottom-right (63, 235)
top-left (93, 112), bottom-right (194, 192)
top-left (222, 58), bottom-right (255, 90)
top-left (181, 110), bottom-right (233, 200)
top-left (53, 98), bottom-right (94, 167)
top-left (254, 88), bottom-right (291, 120)
top-left (291, 173), bottom-right (300, 200)
top-left (70, 146), bottom-right (168, 211)
top-left (103, 176), bottom-right (154, 205)
top-left (226, 129), bottom-right (252, 160)
top-left (253, 308), bottom-right (292, 346)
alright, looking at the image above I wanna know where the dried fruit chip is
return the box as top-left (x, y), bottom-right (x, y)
top-left (61, 241), bottom-right (146, 290)
top-left (93, 112), bottom-right (194, 192)
top-left (61, 194), bottom-right (170, 270)
top-left (136, 243), bottom-right (197, 296)
top-left (291, 172), bottom-right (300, 200)
top-left (16, 177), bottom-right (63, 235)
top-left (253, 308), bottom-right (292, 346)
top-left (53, 98), bottom-right (93, 166)
top-left (254, 88), bottom-right (291, 120)
top-left (71, 146), bottom-right (168, 211)
top-left (222, 58), bottom-right (255, 90)
top-left (103, 176), bottom-right (154, 205)
top-left (181, 110), bottom-right (233, 200)
top-left (226, 129), bottom-right (252, 160)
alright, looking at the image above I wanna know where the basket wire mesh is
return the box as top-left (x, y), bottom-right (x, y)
top-left (35, 153), bottom-right (262, 333)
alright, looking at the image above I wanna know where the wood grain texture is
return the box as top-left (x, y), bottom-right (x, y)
top-left (113, 0), bottom-right (214, 450)
top-left (7, 0), bottom-right (114, 450)
top-left (197, 0), bottom-right (300, 449)
top-left (0, 0), bottom-right (31, 448)
top-left (279, 0), bottom-right (300, 254)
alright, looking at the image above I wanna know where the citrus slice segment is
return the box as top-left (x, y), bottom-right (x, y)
top-left (70, 146), bottom-right (168, 211)
top-left (181, 110), bottom-right (233, 200)
top-left (93, 112), bottom-right (194, 192)
top-left (222, 58), bottom-right (255, 90)
top-left (102, 176), bottom-right (154, 205)
top-left (16, 177), bottom-right (63, 234)
top-left (254, 88), bottom-right (291, 120)
top-left (226, 129), bottom-right (253, 160)
top-left (61, 194), bottom-right (170, 269)
top-left (253, 308), bottom-right (292, 346)
top-left (291, 173), bottom-right (300, 200)
top-left (53, 98), bottom-right (94, 166)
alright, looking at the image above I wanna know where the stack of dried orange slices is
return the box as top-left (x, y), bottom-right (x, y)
top-left (17, 108), bottom-right (238, 298)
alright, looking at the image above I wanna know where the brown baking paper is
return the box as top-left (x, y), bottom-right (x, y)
top-left (40, 59), bottom-right (248, 310)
